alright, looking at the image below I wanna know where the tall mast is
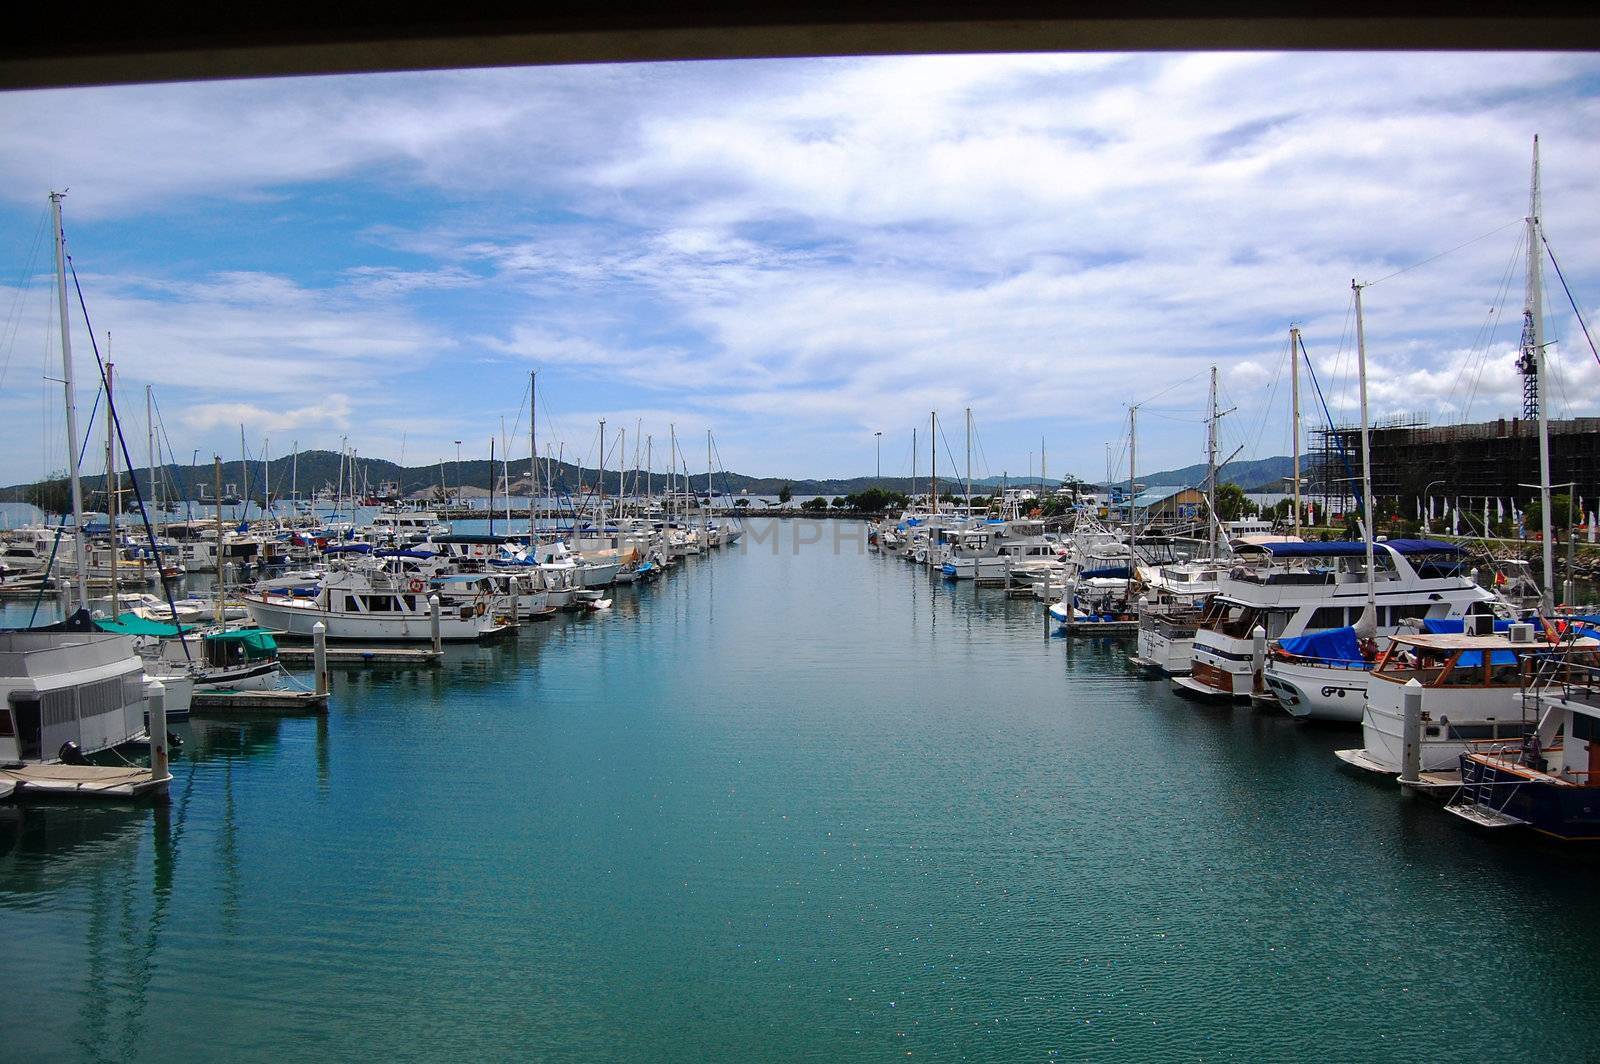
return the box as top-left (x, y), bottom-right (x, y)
top-left (930, 411), bottom-right (938, 516)
top-left (488, 436), bottom-right (496, 536)
top-left (145, 384), bottom-right (156, 525)
top-left (1041, 436), bottom-right (1046, 506)
top-left (1208, 365), bottom-right (1219, 558)
top-left (503, 417), bottom-right (512, 526)
top-left (291, 440), bottom-right (298, 512)
top-left (669, 424), bottom-right (676, 519)
top-left (1353, 281), bottom-right (1377, 635)
top-left (911, 427), bottom-right (917, 507)
top-left (706, 429), bottom-right (713, 531)
top-left (537, 369), bottom-right (544, 544)
top-left (1525, 135), bottom-right (1555, 612)
top-left (213, 456), bottom-right (224, 625)
top-left (262, 434), bottom-right (270, 519)
top-left (107, 360), bottom-right (119, 617)
top-left (964, 407), bottom-right (972, 507)
top-left (597, 418), bottom-right (606, 530)
top-left (1128, 404), bottom-right (1137, 595)
top-left (239, 424), bottom-right (248, 518)
top-left (1290, 327), bottom-right (1302, 539)
top-left (50, 192), bottom-right (90, 611)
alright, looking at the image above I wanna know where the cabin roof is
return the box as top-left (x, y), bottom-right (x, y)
top-left (1262, 538), bottom-right (1461, 558)
top-left (1392, 632), bottom-right (1599, 650)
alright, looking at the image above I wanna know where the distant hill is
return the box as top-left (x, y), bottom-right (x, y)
top-left (1112, 455), bottom-right (1296, 494)
top-left (2, 449), bottom-right (1298, 507)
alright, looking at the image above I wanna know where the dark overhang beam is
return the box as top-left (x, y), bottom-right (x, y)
top-left (4, 7), bottom-right (1598, 91)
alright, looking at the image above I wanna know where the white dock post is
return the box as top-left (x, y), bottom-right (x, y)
top-left (1399, 678), bottom-right (1423, 786)
top-left (1250, 625), bottom-right (1267, 695)
top-left (147, 678), bottom-right (169, 784)
top-left (313, 621), bottom-right (328, 696)
top-left (429, 594), bottom-right (442, 654)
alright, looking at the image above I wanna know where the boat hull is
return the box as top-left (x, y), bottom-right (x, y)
top-left (1457, 756), bottom-right (1600, 841)
top-left (242, 594), bottom-right (498, 641)
top-left (1262, 659), bottom-right (1368, 723)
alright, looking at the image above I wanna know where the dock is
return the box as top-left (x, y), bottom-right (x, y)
top-left (190, 689), bottom-right (329, 714)
top-left (0, 763), bottom-right (170, 800)
top-left (1065, 620), bottom-right (1140, 637)
top-left (278, 645), bottom-right (442, 665)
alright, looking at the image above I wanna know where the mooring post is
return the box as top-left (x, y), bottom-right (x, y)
top-left (147, 678), bottom-right (169, 784)
top-left (1400, 678), bottom-right (1424, 786)
top-left (313, 620), bottom-right (328, 696)
top-left (429, 594), bottom-right (442, 654)
top-left (1251, 625), bottom-right (1267, 696)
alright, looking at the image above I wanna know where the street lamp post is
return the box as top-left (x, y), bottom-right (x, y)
top-left (874, 431), bottom-right (882, 485)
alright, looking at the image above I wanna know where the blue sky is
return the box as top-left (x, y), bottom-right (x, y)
top-left (1, 53), bottom-right (1598, 487)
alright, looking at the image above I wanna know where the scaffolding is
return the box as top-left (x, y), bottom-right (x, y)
top-left (1309, 416), bottom-right (1600, 524)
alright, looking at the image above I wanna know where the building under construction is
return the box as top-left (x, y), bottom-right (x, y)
top-left (1309, 416), bottom-right (1600, 518)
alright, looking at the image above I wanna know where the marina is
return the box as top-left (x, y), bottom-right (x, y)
top-left (7, 517), bottom-right (1600, 1060)
top-left (5, 42), bottom-right (1600, 1064)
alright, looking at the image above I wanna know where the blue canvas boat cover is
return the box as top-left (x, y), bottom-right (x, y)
top-left (1420, 618), bottom-right (1517, 664)
top-left (1080, 566), bottom-right (1131, 580)
top-left (1422, 618), bottom-right (1513, 634)
top-left (1277, 626), bottom-right (1368, 666)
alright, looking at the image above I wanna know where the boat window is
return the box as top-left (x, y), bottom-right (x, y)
top-left (11, 698), bottom-right (41, 760)
top-left (1441, 654), bottom-right (1488, 686)
top-left (0, 708), bottom-right (12, 737)
top-left (1572, 713), bottom-right (1600, 743)
top-left (1488, 659), bottom-right (1524, 686)
top-left (345, 595), bottom-right (361, 612)
top-left (1308, 606), bottom-right (1346, 630)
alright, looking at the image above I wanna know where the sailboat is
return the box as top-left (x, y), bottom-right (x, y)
top-left (0, 193), bottom-right (167, 797)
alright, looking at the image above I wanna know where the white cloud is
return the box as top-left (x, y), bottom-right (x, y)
top-left (2, 53), bottom-right (1598, 482)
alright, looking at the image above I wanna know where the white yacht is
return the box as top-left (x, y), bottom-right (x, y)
top-left (1174, 539), bottom-right (1496, 701)
top-left (242, 565), bottom-right (508, 641)
top-left (938, 519), bottom-right (1060, 579)
top-left (1333, 622), bottom-right (1589, 777)
top-left (0, 624), bottom-right (151, 765)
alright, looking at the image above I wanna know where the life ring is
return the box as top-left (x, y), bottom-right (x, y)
top-left (407, 578), bottom-right (425, 594)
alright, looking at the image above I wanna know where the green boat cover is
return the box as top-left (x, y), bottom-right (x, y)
top-left (204, 628), bottom-right (278, 658)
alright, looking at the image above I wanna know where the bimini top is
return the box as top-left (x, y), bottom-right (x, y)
top-left (1261, 538), bottom-right (1462, 558)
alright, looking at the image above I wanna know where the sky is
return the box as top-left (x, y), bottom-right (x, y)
top-left (1, 52), bottom-right (1598, 488)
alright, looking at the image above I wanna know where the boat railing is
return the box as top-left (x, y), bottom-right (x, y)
top-left (1272, 651), bottom-right (1373, 672)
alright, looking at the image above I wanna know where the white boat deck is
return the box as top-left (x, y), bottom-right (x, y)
top-left (1444, 802), bottom-right (1528, 829)
top-left (0, 763), bottom-right (170, 799)
top-left (1333, 747), bottom-right (1391, 774)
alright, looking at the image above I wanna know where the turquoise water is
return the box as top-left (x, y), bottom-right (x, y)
top-left (4, 517), bottom-right (1599, 1062)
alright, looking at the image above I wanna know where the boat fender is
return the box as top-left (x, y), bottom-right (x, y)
top-left (408, 578), bottom-right (425, 593)
top-left (59, 741), bottom-right (89, 766)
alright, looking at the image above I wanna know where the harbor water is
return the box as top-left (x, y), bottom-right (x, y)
top-left (4, 517), bottom-right (1599, 1061)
